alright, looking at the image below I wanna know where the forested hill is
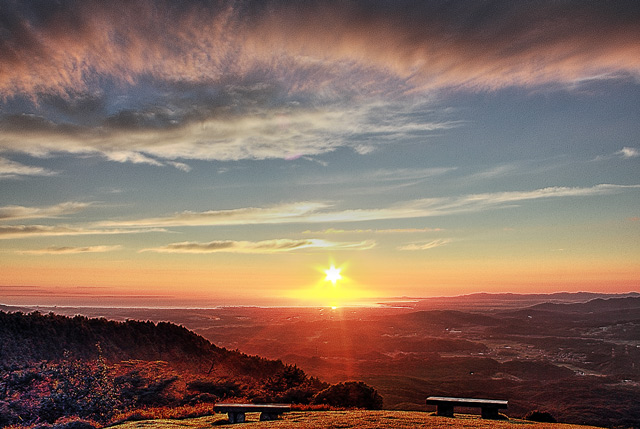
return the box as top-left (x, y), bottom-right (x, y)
top-left (0, 311), bottom-right (386, 428)
top-left (0, 310), bottom-right (283, 377)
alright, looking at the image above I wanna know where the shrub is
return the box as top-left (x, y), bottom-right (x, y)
top-left (38, 349), bottom-right (121, 423)
top-left (275, 385), bottom-right (318, 404)
top-left (0, 401), bottom-right (19, 427)
top-left (311, 381), bottom-right (383, 410)
top-left (291, 404), bottom-right (342, 411)
top-left (266, 365), bottom-right (307, 391)
top-left (110, 403), bottom-right (214, 424)
top-left (51, 418), bottom-right (97, 429)
top-left (114, 361), bottom-right (183, 408)
top-left (186, 379), bottom-right (242, 399)
top-left (182, 392), bottom-right (218, 405)
top-left (524, 410), bottom-right (557, 423)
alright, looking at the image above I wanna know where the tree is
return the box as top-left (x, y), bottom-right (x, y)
top-left (38, 346), bottom-right (121, 423)
top-left (524, 410), bottom-right (557, 423)
top-left (312, 381), bottom-right (383, 410)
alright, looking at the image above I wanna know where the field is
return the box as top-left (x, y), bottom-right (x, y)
top-left (112, 411), bottom-right (602, 429)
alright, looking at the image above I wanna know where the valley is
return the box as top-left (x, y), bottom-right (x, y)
top-left (10, 292), bottom-right (640, 428)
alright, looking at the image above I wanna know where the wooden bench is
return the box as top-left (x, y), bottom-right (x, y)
top-left (426, 396), bottom-right (508, 419)
top-left (213, 403), bottom-right (291, 423)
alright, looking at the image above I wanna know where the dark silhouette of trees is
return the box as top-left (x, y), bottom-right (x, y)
top-left (312, 381), bottom-right (383, 410)
top-left (524, 410), bottom-right (557, 423)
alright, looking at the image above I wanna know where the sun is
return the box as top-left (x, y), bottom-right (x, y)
top-left (324, 265), bottom-right (342, 284)
top-left (285, 261), bottom-right (378, 308)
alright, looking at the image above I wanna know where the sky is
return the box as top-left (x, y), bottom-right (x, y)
top-left (0, 0), bottom-right (639, 308)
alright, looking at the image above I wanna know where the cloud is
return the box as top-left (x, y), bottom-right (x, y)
top-left (296, 166), bottom-right (458, 187)
top-left (100, 184), bottom-right (640, 228)
top-left (303, 227), bottom-right (443, 234)
top-left (1, 1), bottom-right (638, 99)
top-left (0, 157), bottom-right (57, 179)
top-left (0, 225), bottom-right (165, 239)
top-left (0, 100), bottom-right (455, 163)
top-left (141, 238), bottom-right (375, 254)
top-left (398, 239), bottom-right (452, 251)
top-left (617, 147), bottom-right (639, 158)
top-left (1, 1), bottom-right (638, 164)
top-left (99, 202), bottom-right (330, 228)
top-left (103, 151), bottom-right (164, 166)
top-left (167, 161), bottom-right (192, 172)
top-left (595, 146), bottom-right (640, 161)
top-left (0, 202), bottom-right (91, 221)
top-left (21, 245), bottom-right (122, 255)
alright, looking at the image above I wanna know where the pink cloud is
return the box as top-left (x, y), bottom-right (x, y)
top-left (1, 1), bottom-right (638, 99)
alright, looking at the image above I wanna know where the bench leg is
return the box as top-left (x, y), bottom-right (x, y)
top-left (436, 404), bottom-right (454, 417)
top-left (260, 412), bottom-right (279, 421)
top-left (228, 412), bottom-right (245, 423)
top-left (481, 407), bottom-right (500, 419)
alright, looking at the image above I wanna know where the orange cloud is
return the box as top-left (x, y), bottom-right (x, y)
top-left (1, 1), bottom-right (638, 99)
top-left (140, 238), bottom-right (375, 254)
top-left (100, 184), bottom-right (640, 228)
top-left (397, 239), bottom-right (453, 251)
top-left (20, 245), bottom-right (122, 255)
top-left (0, 202), bottom-right (91, 221)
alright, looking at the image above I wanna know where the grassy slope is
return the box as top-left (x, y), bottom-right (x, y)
top-left (112, 411), bottom-right (603, 429)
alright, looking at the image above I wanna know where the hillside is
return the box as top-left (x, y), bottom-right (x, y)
top-left (0, 311), bottom-right (332, 427)
top-left (110, 411), bottom-right (603, 429)
top-left (3, 295), bottom-right (639, 428)
top-left (0, 310), bottom-right (289, 379)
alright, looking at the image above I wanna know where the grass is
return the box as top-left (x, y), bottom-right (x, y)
top-left (111, 404), bottom-right (217, 423)
top-left (108, 410), bottom-right (604, 429)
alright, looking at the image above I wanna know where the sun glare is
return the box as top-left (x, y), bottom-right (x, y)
top-left (285, 261), bottom-right (379, 308)
top-left (324, 265), bottom-right (342, 284)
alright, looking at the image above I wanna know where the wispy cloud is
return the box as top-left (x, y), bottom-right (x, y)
top-left (398, 239), bottom-right (452, 251)
top-left (303, 227), bottom-right (443, 235)
top-left (0, 157), bottom-right (57, 179)
top-left (99, 202), bottom-right (330, 228)
top-left (103, 151), bottom-right (164, 166)
top-left (0, 202), bottom-right (91, 221)
top-left (100, 184), bottom-right (640, 228)
top-left (465, 163), bottom-right (527, 181)
top-left (141, 238), bottom-right (375, 254)
top-left (167, 161), bottom-right (192, 172)
top-left (0, 101), bottom-right (456, 164)
top-left (21, 245), bottom-right (122, 255)
top-left (595, 146), bottom-right (640, 161)
top-left (1, 1), bottom-right (638, 99)
top-left (617, 147), bottom-right (639, 158)
top-left (295, 166), bottom-right (458, 187)
top-left (1, 1), bottom-right (638, 165)
top-left (0, 225), bottom-right (165, 239)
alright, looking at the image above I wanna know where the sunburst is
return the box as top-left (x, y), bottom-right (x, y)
top-left (324, 265), bottom-right (342, 284)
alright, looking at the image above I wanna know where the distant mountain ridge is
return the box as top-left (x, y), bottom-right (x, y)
top-left (530, 296), bottom-right (640, 313)
top-left (390, 292), bottom-right (640, 312)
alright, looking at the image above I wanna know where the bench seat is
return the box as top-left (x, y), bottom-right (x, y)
top-left (214, 403), bottom-right (291, 423)
top-left (426, 396), bottom-right (508, 419)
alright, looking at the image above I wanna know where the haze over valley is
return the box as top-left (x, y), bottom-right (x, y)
top-left (6, 292), bottom-right (639, 427)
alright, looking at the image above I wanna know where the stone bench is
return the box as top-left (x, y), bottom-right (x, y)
top-left (426, 396), bottom-right (508, 419)
top-left (213, 403), bottom-right (291, 423)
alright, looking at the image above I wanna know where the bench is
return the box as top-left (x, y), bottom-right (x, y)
top-left (213, 403), bottom-right (291, 423)
top-left (426, 396), bottom-right (508, 419)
